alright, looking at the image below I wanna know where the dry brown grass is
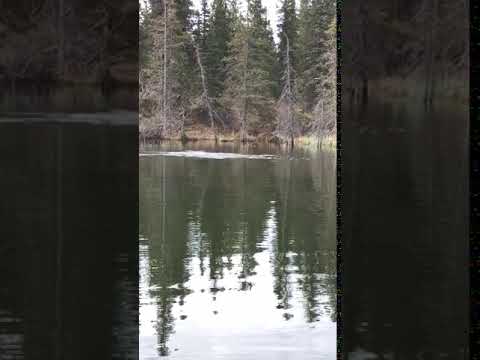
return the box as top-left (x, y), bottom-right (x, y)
top-left (140, 120), bottom-right (337, 150)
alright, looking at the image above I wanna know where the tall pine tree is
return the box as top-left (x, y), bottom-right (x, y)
top-left (223, 0), bottom-right (279, 136)
top-left (297, 0), bottom-right (335, 113)
top-left (205, 0), bottom-right (233, 100)
top-left (278, 0), bottom-right (298, 85)
top-left (247, 0), bottom-right (280, 114)
top-left (223, 11), bottom-right (249, 137)
top-left (195, 0), bottom-right (210, 48)
top-left (172, 0), bottom-right (198, 108)
top-left (297, 0), bottom-right (310, 111)
top-left (140, 0), bottom-right (200, 135)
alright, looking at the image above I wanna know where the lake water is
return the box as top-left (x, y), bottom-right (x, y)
top-left (0, 121), bottom-right (138, 359)
top-left (139, 142), bottom-right (337, 359)
top-left (341, 101), bottom-right (469, 359)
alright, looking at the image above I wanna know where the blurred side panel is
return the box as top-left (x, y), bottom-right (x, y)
top-left (341, 0), bottom-right (469, 358)
top-left (0, 0), bottom-right (139, 359)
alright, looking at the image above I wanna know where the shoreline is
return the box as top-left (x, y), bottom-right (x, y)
top-left (139, 124), bottom-right (336, 149)
top-left (139, 133), bottom-right (337, 150)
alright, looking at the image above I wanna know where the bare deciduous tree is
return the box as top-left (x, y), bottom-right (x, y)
top-left (276, 35), bottom-right (297, 149)
top-left (194, 43), bottom-right (218, 141)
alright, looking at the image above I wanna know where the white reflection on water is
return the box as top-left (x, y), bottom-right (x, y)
top-left (139, 205), bottom-right (336, 360)
top-left (139, 151), bottom-right (278, 160)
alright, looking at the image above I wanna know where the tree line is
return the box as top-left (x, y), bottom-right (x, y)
top-left (140, 0), bottom-right (336, 145)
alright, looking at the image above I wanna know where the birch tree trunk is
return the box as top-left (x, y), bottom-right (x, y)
top-left (278, 34), bottom-right (295, 149)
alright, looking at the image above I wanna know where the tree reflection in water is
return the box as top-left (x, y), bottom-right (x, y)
top-left (139, 145), bottom-right (336, 358)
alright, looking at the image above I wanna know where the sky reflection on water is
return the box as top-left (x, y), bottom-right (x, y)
top-left (140, 145), bottom-right (336, 359)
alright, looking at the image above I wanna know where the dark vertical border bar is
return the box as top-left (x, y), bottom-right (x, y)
top-left (471, 0), bottom-right (478, 357)
top-left (341, 0), bottom-right (469, 358)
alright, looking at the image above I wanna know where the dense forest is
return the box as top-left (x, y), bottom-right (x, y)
top-left (342, 0), bottom-right (468, 107)
top-left (140, 0), bottom-right (336, 145)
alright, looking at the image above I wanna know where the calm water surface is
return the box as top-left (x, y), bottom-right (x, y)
top-left (0, 122), bottom-right (138, 359)
top-left (139, 143), bottom-right (337, 359)
top-left (342, 102), bottom-right (469, 359)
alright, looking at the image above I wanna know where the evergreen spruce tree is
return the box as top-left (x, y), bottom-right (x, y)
top-left (297, 0), bottom-right (310, 111)
top-left (246, 0), bottom-right (280, 121)
top-left (223, 0), bottom-right (280, 136)
top-left (297, 0), bottom-right (335, 113)
top-left (139, 0), bottom-right (200, 135)
top-left (226, 0), bottom-right (240, 21)
top-left (205, 0), bottom-right (232, 100)
top-left (171, 0), bottom-right (198, 110)
top-left (195, 0), bottom-right (210, 48)
top-left (278, 0), bottom-right (298, 84)
top-left (140, 3), bottom-right (154, 68)
top-left (223, 13), bottom-right (249, 137)
top-left (313, 14), bottom-right (336, 140)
